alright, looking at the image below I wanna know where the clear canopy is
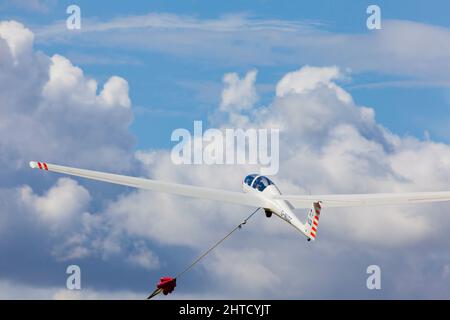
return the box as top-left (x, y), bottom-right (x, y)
top-left (244, 174), bottom-right (257, 186)
top-left (244, 174), bottom-right (274, 191)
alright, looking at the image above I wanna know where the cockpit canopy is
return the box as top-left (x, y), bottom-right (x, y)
top-left (244, 174), bottom-right (274, 192)
top-left (244, 174), bottom-right (257, 186)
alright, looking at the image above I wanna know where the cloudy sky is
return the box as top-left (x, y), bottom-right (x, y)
top-left (2, 0), bottom-right (450, 299)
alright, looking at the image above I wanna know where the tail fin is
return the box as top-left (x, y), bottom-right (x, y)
top-left (305, 202), bottom-right (322, 240)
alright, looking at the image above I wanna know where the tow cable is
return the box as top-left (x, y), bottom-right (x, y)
top-left (146, 207), bottom-right (261, 299)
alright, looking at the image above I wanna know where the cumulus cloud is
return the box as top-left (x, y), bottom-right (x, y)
top-left (220, 70), bottom-right (258, 112)
top-left (126, 242), bottom-right (160, 270)
top-left (0, 20), bottom-right (147, 294)
top-left (20, 177), bottom-right (91, 229)
top-left (100, 76), bottom-right (131, 109)
top-left (0, 20), bottom-right (34, 61)
top-left (276, 65), bottom-right (352, 104)
top-left (43, 55), bottom-right (131, 109)
top-left (101, 64), bottom-right (450, 298)
top-left (0, 20), bottom-right (135, 174)
top-left (207, 249), bottom-right (281, 294)
top-left (3, 19), bottom-right (450, 299)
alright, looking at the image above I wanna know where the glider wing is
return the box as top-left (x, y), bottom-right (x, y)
top-left (29, 161), bottom-right (267, 208)
top-left (275, 192), bottom-right (450, 209)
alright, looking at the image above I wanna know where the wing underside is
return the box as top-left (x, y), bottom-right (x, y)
top-left (275, 192), bottom-right (450, 209)
top-left (30, 161), bottom-right (450, 210)
top-left (29, 161), bottom-right (266, 208)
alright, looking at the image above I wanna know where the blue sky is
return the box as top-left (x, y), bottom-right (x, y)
top-left (4, 0), bottom-right (450, 149)
top-left (2, 0), bottom-right (450, 299)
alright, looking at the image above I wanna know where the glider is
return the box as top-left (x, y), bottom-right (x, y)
top-left (29, 161), bottom-right (450, 241)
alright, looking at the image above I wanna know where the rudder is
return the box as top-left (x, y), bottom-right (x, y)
top-left (305, 202), bottom-right (322, 240)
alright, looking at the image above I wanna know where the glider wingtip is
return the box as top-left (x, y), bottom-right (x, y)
top-left (29, 161), bottom-right (38, 169)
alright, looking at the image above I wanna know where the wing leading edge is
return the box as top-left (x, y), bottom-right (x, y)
top-left (30, 161), bottom-right (450, 210)
top-left (29, 161), bottom-right (266, 208)
top-left (275, 192), bottom-right (450, 209)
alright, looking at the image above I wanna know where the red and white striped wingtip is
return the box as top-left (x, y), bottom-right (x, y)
top-left (29, 161), bottom-right (49, 170)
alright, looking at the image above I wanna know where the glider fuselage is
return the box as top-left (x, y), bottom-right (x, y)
top-left (242, 174), bottom-right (308, 238)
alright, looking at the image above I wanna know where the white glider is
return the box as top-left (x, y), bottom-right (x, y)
top-left (29, 161), bottom-right (450, 241)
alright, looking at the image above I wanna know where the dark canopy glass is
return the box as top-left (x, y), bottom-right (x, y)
top-left (252, 176), bottom-right (274, 191)
top-left (244, 174), bottom-right (258, 186)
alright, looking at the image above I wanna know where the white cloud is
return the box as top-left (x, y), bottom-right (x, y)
top-left (0, 20), bottom-right (34, 61)
top-left (0, 20), bottom-right (144, 276)
top-left (20, 178), bottom-right (91, 228)
top-left (36, 13), bottom-right (317, 37)
top-left (99, 76), bottom-right (131, 109)
top-left (127, 243), bottom-right (160, 270)
top-left (276, 65), bottom-right (352, 104)
top-left (34, 15), bottom-right (450, 82)
top-left (52, 288), bottom-right (145, 300)
top-left (0, 21), bottom-right (135, 172)
top-left (3, 19), bottom-right (450, 298)
top-left (96, 64), bottom-right (450, 298)
top-left (0, 279), bottom-right (145, 299)
top-left (43, 55), bottom-right (131, 109)
top-left (207, 249), bottom-right (280, 294)
top-left (220, 70), bottom-right (258, 112)
top-left (43, 54), bottom-right (98, 104)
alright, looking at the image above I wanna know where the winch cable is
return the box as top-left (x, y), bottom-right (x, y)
top-left (176, 206), bottom-right (261, 279)
top-left (147, 207), bottom-right (261, 299)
